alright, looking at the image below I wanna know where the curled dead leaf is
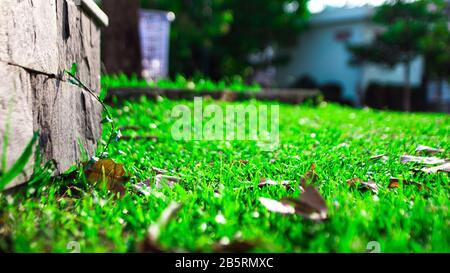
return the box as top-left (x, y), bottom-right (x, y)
top-left (415, 145), bottom-right (444, 155)
top-left (282, 185), bottom-right (328, 221)
top-left (421, 162), bottom-right (450, 174)
top-left (347, 178), bottom-right (379, 194)
top-left (259, 185), bottom-right (328, 221)
top-left (84, 159), bottom-right (128, 195)
top-left (400, 155), bottom-right (446, 165)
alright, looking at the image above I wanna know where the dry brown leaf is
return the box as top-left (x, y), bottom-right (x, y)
top-left (282, 185), bottom-right (328, 221)
top-left (415, 145), bottom-right (444, 155)
top-left (259, 185), bottom-right (328, 221)
top-left (421, 162), bottom-right (450, 174)
top-left (400, 155), bottom-right (446, 165)
top-left (84, 159), bottom-right (128, 195)
top-left (347, 178), bottom-right (379, 194)
top-left (388, 177), bottom-right (422, 190)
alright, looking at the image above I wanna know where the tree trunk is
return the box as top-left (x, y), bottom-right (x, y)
top-left (102, 0), bottom-right (142, 76)
top-left (403, 62), bottom-right (412, 112)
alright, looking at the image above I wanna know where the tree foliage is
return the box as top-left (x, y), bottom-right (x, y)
top-left (419, 4), bottom-right (450, 80)
top-left (349, 0), bottom-right (442, 67)
top-left (348, 0), bottom-right (450, 110)
top-left (140, 0), bottom-right (309, 79)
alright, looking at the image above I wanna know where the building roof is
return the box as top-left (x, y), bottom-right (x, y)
top-left (310, 6), bottom-right (374, 27)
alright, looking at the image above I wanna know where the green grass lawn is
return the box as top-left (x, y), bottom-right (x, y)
top-left (1, 98), bottom-right (449, 253)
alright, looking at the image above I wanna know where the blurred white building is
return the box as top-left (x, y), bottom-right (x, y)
top-left (276, 6), bottom-right (425, 104)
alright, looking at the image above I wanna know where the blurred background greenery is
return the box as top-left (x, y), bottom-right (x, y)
top-left (139, 0), bottom-right (309, 79)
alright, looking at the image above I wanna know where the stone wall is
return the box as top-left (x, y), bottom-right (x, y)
top-left (0, 0), bottom-right (108, 189)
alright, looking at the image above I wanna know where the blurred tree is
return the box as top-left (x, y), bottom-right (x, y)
top-left (140, 0), bottom-right (308, 79)
top-left (348, 0), bottom-right (446, 111)
top-left (420, 2), bottom-right (450, 110)
top-left (102, 0), bottom-right (143, 76)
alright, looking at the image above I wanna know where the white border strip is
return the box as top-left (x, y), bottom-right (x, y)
top-left (76, 0), bottom-right (109, 27)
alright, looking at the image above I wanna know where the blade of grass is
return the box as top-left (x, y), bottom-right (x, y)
top-left (0, 132), bottom-right (38, 190)
top-left (1, 102), bottom-right (13, 173)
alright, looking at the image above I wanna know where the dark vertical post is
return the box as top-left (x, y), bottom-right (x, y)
top-left (102, 0), bottom-right (142, 76)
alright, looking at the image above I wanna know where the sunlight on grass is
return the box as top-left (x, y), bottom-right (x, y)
top-left (1, 99), bottom-right (448, 253)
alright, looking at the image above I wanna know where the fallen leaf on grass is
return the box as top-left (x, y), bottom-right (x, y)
top-left (388, 177), bottom-right (422, 190)
top-left (84, 159), bottom-right (128, 195)
top-left (347, 178), bottom-right (379, 194)
top-left (282, 185), bottom-right (328, 221)
top-left (415, 145), bottom-right (444, 155)
top-left (400, 155), bottom-right (446, 165)
top-left (259, 185), bottom-right (328, 221)
top-left (421, 162), bottom-right (450, 174)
